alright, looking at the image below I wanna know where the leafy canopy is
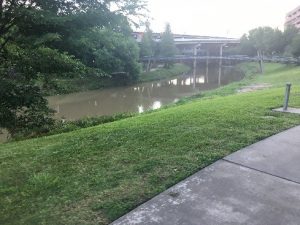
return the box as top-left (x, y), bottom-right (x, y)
top-left (0, 0), bottom-right (146, 138)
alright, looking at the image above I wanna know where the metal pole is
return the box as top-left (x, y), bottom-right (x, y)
top-left (283, 83), bottom-right (292, 111)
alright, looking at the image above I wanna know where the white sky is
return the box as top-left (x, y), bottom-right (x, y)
top-left (144, 0), bottom-right (300, 38)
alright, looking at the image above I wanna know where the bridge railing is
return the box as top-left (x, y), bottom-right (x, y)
top-left (140, 55), bottom-right (300, 64)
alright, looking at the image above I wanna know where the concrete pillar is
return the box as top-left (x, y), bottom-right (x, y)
top-left (193, 46), bottom-right (198, 88)
top-left (146, 58), bottom-right (151, 72)
top-left (257, 50), bottom-right (264, 74)
top-left (218, 44), bottom-right (225, 86)
top-left (206, 50), bottom-right (209, 83)
top-left (193, 44), bottom-right (201, 88)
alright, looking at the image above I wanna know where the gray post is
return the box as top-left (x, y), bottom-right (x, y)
top-left (193, 44), bottom-right (201, 88)
top-left (257, 50), bottom-right (264, 74)
top-left (218, 44), bottom-right (225, 86)
top-left (283, 83), bottom-right (292, 111)
top-left (193, 47), bottom-right (197, 88)
top-left (206, 50), bottom-right (209, 83)
top-left (193, 46), bottom-right (197, 75)
top-left (146, 58), bottom-right (151, 72)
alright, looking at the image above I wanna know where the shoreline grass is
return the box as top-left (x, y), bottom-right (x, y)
top-left (138, 63), bottom-right (190, 82)
top-left (47, 63), bottom-right (190, 95)
top-left (0, 63), bottom-right (300, 225)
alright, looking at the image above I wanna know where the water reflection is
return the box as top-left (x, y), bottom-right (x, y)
top-left (169, 79), bottom-right (178, 85)
top-left (138, 105), bottom-right (144, 113)
top-left (152, 101), bottom-right (162, 110)
top-left (48, 65), bottom-right (244, 121)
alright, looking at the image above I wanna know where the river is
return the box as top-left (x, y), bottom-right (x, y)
top-left (48, 65), bottom-right (244, 120)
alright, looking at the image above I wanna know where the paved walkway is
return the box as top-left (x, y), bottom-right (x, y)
top-left (111, 126), bottom-right (300, 225)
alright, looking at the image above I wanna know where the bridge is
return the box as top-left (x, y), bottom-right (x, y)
top-left (133, 32), bottom-right (240, 55)
top-left (141, 55), bottom-right (300, 64)
top-left (135, 32), bottom-right (300, 76)
top-left (141, 54), bottom-right (300, 86)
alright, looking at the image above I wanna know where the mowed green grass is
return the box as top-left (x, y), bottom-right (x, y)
top-left (1, 63), bottom-right (300, 225)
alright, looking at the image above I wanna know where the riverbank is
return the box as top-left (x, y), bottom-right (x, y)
top-left (46, 63), bottom-right (190, 95)
top-left (3, 63), bottom-right (232, 141)
top-left (1, 63), bottom-right (300, 225)
top-left (138, 63), bottom-right (190, 82)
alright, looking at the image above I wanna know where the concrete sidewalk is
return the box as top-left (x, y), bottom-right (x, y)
top-left (111, 126), bottom-right (300, 225)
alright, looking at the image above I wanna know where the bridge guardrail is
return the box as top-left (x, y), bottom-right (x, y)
top-left (140, 55), bottom-right (300, 64)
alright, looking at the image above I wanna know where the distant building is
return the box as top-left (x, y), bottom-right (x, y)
top-left (285, 5), bottom-right (300, 29)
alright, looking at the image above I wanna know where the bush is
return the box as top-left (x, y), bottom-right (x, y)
top-left (11, 113), bottom-right (135, 141)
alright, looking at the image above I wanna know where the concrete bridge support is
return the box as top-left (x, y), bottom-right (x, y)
top-left (206, 51), bottom-right (209, 83)
top-left (257, 50), bottom-right (264, 74)
top-left (193, 44), bottom-right (202, 88)
top-left (218, 44), bottom-right (226, 86)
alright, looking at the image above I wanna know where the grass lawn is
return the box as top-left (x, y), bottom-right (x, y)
top-left (138, 63), bottom-right (190, 82)
top-left (1, 63), bottom-right (300, 225)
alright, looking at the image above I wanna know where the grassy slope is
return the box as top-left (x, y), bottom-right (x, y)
top-left (1, 63), bottom-right (300, 225)
top-left (139, 63), bottom-right (190, 82)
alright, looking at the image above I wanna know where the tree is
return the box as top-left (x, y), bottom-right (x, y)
top-left (72, 28), bottom-right (141, 81)
top-left (248, 27), bottom-right (275, 56)
top-left (246, 27), bottom-right (292, 56)
top-left (290, 34), bottom-right (300, 57)
top-left (227, 26), bottom-right (299, 57)
top-left (159, 23), bottom-right (177, 68)
top-left (282, 26), bottom-right (299, 56)
top-left (140, 22), bottom-right (155, 58)
top-left (0, 0), bottom-right (146, 138)
top-left (230, 34), bottom-right (257, 56)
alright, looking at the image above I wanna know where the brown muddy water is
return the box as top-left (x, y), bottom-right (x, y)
top-left (0, 65), bottom-right (243, 143)
top-left (48, 65), bottom-right (244, 121)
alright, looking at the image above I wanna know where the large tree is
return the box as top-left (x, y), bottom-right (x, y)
top-left (0, 0), bottom-right (146, 138)
top-left (159, 23), bottom-right (177, 68)
top-left (289, 34), bottom-right (300, 57)
top-left (248, 27), bottom-right (276, 56)
top-left (140, 22), bottom-right (155, 58)
top-left (235, 26), bottom-right (299, 57)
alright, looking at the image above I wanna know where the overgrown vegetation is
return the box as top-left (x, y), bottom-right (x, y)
top-left (1, 63), bottom-right (300, 225)
top-left (0, 0), bottom-right (146, 138)
top-left (229, 26), bottom-right (300, 57)
top-left (139, 22), bottom-right (178, 69)
top-left (11, 113), bottom-right (135, 141)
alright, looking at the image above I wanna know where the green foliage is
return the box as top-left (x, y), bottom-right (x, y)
top-left (0, 63), bottom-right (300, 225)
top-left (0, 0), bottom-right (146, 136)
top-left (290, 34), bottom-right (300, 57)
top-left (160, 23), bottom-right (177, 68)
top-left (139, 63), bottom-right (190, 82)
top-left (140, 23), bottom-right (155, 58)
top-left (71, 28), bottom-right (141, 81)
top-left (12, 113), bottom-right (135, 141)
top-left (232, 26), bottom-right (299, 56)
top-left (227, 34), bottom-right (256, 56)
top-left (248, 27), bottom-right (284, 55)
top-left (235, 26), bottom-right (299, 57)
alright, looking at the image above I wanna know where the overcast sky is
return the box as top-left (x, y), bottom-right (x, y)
top-left (144, 0), bottom-right (300, 38)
